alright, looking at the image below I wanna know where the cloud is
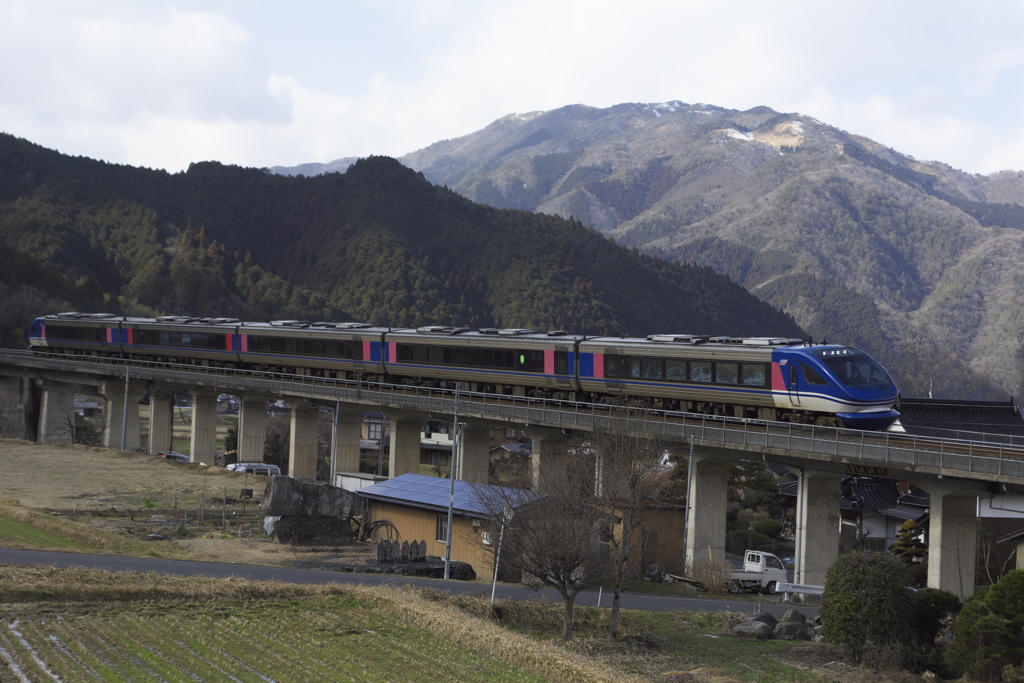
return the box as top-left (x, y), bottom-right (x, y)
top-left (3, 0), bottom-right (1024, 174)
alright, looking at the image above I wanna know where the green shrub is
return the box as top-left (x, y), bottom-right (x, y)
top-left (820, 552), bottom-right (913, 665)
top-left (909, 588), bottom-right (961, 645)
top-left (752, 518), bottom-right (783, 539)
top-left (945, 570), bottom-right (1024, 680)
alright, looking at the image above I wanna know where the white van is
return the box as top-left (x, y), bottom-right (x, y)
top-left (226, 462), bottom-right (282, 476)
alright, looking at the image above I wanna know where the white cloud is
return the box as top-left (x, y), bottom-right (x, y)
top-left (3, 0), bottom-right (1024, 174)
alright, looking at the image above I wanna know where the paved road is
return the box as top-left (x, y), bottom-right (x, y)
top-left (0, 548), bottom-right (816, 618)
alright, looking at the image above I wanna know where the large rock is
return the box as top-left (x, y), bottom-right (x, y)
top-left (748, 612), bottom-right (778, 629)
top-left (772, 621), bottom-right (813, 641)
top-left (731, 620), bottom-right (773, 640)
top-left (261, 476), bottom-right (363, 518)
top-left (273, 516), bottom-right (354, 545)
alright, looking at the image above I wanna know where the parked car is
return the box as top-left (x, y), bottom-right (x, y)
top-left (226, 462), bottom-right (281, 476)
top-left (157, 452), bottom-right (190, 463)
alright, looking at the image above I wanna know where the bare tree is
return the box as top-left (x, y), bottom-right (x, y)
top-left (589, 409), bottom-right (668, 642)
top-left (474, 450), bottom-right (607, 641)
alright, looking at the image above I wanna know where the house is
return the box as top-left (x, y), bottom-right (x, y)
top-left (357, 473), bottom-right (541, 579)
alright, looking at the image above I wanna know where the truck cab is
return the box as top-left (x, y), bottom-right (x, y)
top-left (729, 550), bottom-right (789, 594)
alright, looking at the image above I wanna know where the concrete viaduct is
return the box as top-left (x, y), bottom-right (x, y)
top-left (3, 349), bottom-right (1024, 600)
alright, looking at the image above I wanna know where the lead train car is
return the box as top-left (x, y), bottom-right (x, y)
top-left (29, 314), bottom-right (900, 429)
top-left (577, 334), bottom-right (899, 429)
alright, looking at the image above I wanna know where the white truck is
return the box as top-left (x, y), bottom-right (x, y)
top-left (728, 550), bottom-right (789, 594)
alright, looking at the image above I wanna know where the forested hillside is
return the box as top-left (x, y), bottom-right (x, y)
top-left (0, 132), bottom-right (802, 352)
top-left (357, 102), bottom-right (1023, 399)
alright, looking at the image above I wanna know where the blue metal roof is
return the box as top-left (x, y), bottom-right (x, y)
top-left (356, 473), bottom-right (541, 518)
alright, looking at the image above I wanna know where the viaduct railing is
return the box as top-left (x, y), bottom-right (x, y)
top-left (4, 349), bottom-right (1024, 484)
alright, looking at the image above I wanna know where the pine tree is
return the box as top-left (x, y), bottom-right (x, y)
top-left (890, 519), bottom-right (928, 564)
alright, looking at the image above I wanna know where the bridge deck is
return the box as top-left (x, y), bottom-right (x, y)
top-left (4, 350), bottom-right (1023, 485)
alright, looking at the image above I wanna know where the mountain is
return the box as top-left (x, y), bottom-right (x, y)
top-left (0, 132), bottom-right (802, 352)
top-left (275, 102), bottom-right (1024, 399)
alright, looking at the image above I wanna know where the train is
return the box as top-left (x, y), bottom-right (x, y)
top-left (27, 312), bottom-right (901, 430)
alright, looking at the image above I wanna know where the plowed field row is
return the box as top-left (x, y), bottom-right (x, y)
top-left (0, 599), bottom-right (545, 683)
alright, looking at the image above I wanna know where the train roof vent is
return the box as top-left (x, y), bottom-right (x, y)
top-left (708, 336), bottom-right (741, 344)
top-left (647, 334), bottom-right (708, 343)
top-left (209, 318), bottom-right (240, 324)
top-left (498, 328), bottom-right (538, 336)
top-left (547, 330), bottom-right (567, 336)
top-left (450, 327), bottom-right (471, 335)
top-left (742, 337), bottom-right (805, 346)
top-left (56, 312), bottom-right (85, 318)
top-left (336, 322), bottom-right (372, 329)
top-left (478, 328), bottom-right (499, 335)
top-left (271, 320), bottom-right (310, 328)
top-left (88, 313), bottom-right (119, 319)
top-left (417, 326), bottom-right (447, 333)
top-left (156, 316), bottom-right (193, 323)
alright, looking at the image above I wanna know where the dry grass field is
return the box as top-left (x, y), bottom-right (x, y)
top-left (0, 439), bottom-right (934, 682)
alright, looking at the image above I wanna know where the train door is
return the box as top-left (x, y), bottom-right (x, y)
top-left (787, 362), bottom-right (801, 407)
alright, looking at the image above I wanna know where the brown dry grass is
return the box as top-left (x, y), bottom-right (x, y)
top-left (0, 438), bottom-right (377, 566)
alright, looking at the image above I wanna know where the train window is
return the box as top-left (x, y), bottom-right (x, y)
top-left (429, 346), bottom-right (444, 364)
top-left (555, 351), bottom-right (568, 375)
top-left (325, 340), bottom-right (338, 356)
top-left (801, 363), bottom-right (828, 386)
top-left (716, 362), bottom-right (739, 384)
top-left (48, 325), bottom-right (108, 342)
top-left (624, 357), bottom-right (642, 378)
top-left (643, 358), bottom-right (663, 379)
top-left (666, 359), bottom-right (686, 381)
top-left (690, 361), bottom-right (712, 383)
top-left (604, 354), bottom-right (618, 378)
top-left (296, 339), bottom-right (311, 354)
top-left (516, 350), bottom-right (544, 373)
top-left (310, 339), bottom-right (326, 356)
top-left (271, 338), bottom-right (286, 353)
top-left (741, 364), bottom-right (766, 386)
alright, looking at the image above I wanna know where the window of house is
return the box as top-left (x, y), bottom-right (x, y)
top-left (436, 514), bottom-right (449, 543)
top-left (505, 428), bottom-right (517, 439)
top-left (367, 422), bottom-right (383, 440)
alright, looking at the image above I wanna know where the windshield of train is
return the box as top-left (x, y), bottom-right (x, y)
top-left (813, 348), bottom-right (891, 388)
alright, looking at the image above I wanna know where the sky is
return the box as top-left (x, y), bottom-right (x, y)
top-left (2, 0), bottom-right (1024, 175)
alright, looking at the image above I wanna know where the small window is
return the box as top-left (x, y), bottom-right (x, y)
top-left (436, 514), bottom-right (449, 543)
top-left (643, 358), bottom-right (663, 379)
top-left (367, 422), bottom-right (383, 440)
top-left (690, 361), bottom-right (712, 383)
top-left (741, 364), bottom-right (766, 386)
top-left (666, 359), bottom-right (686, 381)
top-left (505, 428), bottom-right (517, 439)
top-left (716, 362), bottom-right (739, 384)
top-left (802, 363), bottom-right (828, 386)
top-left (555, 351), bottom-right (568, 375)
top-left (481, 531), bottom-right (494, 546)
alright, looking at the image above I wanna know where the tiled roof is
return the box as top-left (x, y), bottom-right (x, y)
top-left (880, 505), bottom-right (929, 522)
top-left (357, 473), bottom-right (541, 518)
top-left (898, 398), bottom-right (1024, 438)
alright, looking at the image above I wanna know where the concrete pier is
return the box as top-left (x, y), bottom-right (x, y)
top-left (148, 389), bottom-right (175, 455)
top-left (794, 470), bottom-right (844, 586)
top-left (238, 395), bottom-right (269, 463)
top-left (189, 391), bottom-right (219, 465)
top-left (289, 401), bottom-right (320, 479)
